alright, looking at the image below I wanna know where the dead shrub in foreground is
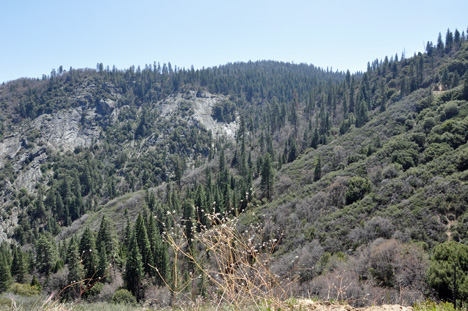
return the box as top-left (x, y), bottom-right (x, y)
top-left (161, 207), bottom-right (293, 310)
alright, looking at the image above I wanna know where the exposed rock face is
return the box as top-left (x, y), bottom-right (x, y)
top-left (158, 91), bottom-right (238, 139)
top-left (33, 107), bottom-right (101, 152)
top-left (0, 135), bottom-right (21, 164)
top-left (96, 98), bottom-right (116, 116)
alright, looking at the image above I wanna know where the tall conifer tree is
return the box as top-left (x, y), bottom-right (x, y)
top-left (79, 228), bottom-right (98, 279)
top-left (125, 233), bottom-right (143, 301)
top-left (135, 213), bottom-right (152, 275)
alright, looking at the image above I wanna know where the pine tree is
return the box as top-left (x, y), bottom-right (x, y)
top-left (124, 216), bottom-right (132, 253)
top-left (287, 138), bottom-right (297, 163)
top-left (125, 233), bottom-right (143, 301)
top-left (437, 32), bottom-right (444, 51)
top-left (67, 238), bottom-right (82, 295)
top-left (445, 28), bottom-right (454, 50)
top-left (79, 228), bottom-right (98, 280)
top-left (30, 275), bottom-right (41, 291)
top-left (148, 214), bottom-right (168, 285)
top-left (195, 186), bottom-right (208, 231)
top-left (314, 156), bottom-right (322, 181)
top-left (441, 68), bottom-right (450, 89)
top-left (266, 133), bottom-right (275, 159)
top-left (183, 200), bottom-right (195, 273)
top-left (0, 255), bottom-right (12, 292)
top-left (36, 234), bottom-right (58, 276)
top-left (261, 154), bottom-right (274, 200)
top-left (96, 243), bottom-right (108, 282)
top-left (135, 213), bottom-right (152, 275)
top-left (11, 247), bottom-right (26, 283)
top-left (311, 128), bottom-right (319, 149)
top-left (454, 29), bottom-right (461, 46)
top-left (97, 215), bottom-right (116, 260)
top-left (219, 147), bottom-right (226, 172)
top-left (355, 100), bottom-right (369, 128)
top-left (174, 156), bottom-right (183, 187)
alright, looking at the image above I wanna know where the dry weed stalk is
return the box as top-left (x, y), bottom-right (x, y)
top-left (161, 205), bottom-right (295, 310)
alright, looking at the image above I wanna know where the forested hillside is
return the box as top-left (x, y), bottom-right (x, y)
top-left (1, 28), bottom-right (468, 308)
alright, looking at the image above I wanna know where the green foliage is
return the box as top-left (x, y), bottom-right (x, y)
top-left (8, 283), bottom-right (41, 296)
top-left (84, 281), bottom-right (104, 298)
top-left (414, 300), bottom-right (456, 311)
top-left (124, 234), bottom-right (143, 301)
top-left (261, 153), bottom-right (274, 200)
top-left (0, 255), bottom-right (12, 293)
top-left (456, 147), bottom-right (468, 171)
top-left (425, 143), bottom-right (453, 162)
top-left (30, 275), bottom-right (41, 292)
top-left (345, 176), bottom-right (371, 205)
top-left (147, 213), bottom-right (168, 285)
top-left (443, 102), bottom-right (460, 119)
top-left (211, 100), bottom-right (236, 123)
top-left (388, 139), bottom-right (419, 170)
top-left (314, 156), bottom-right (321, 181)
top-left (424, 117), bottom-right (436, 133)
top-left (111, 288), bottom-right (137, 305)
top-left (134, 213), bottom-right (152, 276)
top-left (355, 100), bottom-right (369, 127)
top-left (10, 247), bottom-right (27, 283)
top-left (79, 228), bottom-right (98, 280)
top-left (463, 72), bottom-right (468, 100)
top-left (427, 241), bottom-right (468, 302)
top-left (35, 234), bottom-right (58, 276)
top-left (67, 237), bottom-right (83, 292)
top-left (96, 215), bottom-right (116, 261)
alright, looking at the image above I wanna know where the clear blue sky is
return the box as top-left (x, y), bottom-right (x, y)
top-left (1, 0), bottom-right (468, 83)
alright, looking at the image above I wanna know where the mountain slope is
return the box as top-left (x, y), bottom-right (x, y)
top-left (0, 30), bottom-right (467, 306)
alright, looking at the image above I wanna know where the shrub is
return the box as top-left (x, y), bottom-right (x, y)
top-left (347, 153), bottom-right (366, 165)
top-left (427, 241), bottom-right (468, 302)
top-left (424, 143), bottom-right (453, 162)
top-left (388, 139), bottom-right (419, 170)
top-left (457, 148), bottom-right (468, 171)
top-left (423, 117), bottom-right (436, 133)
top-left (444, 102), bottom-right (459, 119)
top-left (414, 300), bottom-right (456, 311)
top-left (382, 164), bottom-right (401, 179)
top-left (83, 281), bottom-right (104, 299)
top-left (30, 276), bottom-right (41, 292)
top-left (345, 176), bottom-right (371, 205)
top-left (8, 283), bottom-right (41, 296)
top-left (111, 288), bottom-right (137, 305)
top-left (211, 100), bottom-right (236, 123)
top-left (410, 132), bottom-right (426, 149)
top-left (0, 298), bottom-right (11, 308)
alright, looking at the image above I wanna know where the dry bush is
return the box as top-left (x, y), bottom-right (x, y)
top-left (44, 268), bottom-right (69, 295)
top-left (142, 286), bottom-right (171, 308)
top-left (91, 272), bottom-right (124, 302)
top-left (326, 177), bottom-right (347, 208)
top-left (308, 265), bottom-right (366, 306)
top-left (162, 208), bottom-right (295, 310)
top-left (348, 217), bottom-right (394, 245)
top-left (296, 241), bottom-right (324, 282)
top-left (300, 238), bottom-right (428, 307)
